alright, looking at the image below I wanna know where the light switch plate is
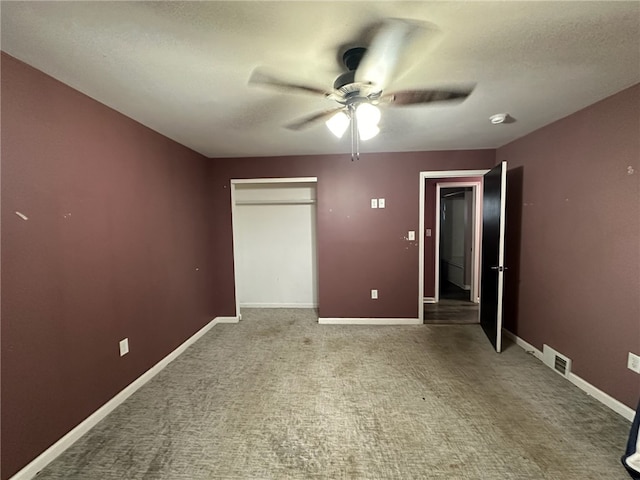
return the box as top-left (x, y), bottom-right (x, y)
top-left (628, 352), bottom-right (640, 373)
top-left (371, 289), bottom-right (378, 299)
top-left (426, 228), bottom-right (432, 237)
top-left (408, 231), bottom-right (415, 241)
top-left (371, 199), bottom-right (378, 209)
top-left (378, 198), bottom-right (385, 208)
top-left (119, 338), bottom-right (129, 357)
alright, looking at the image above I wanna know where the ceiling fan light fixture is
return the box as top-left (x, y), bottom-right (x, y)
top-left (249, 18), bottom-right (475, 158)
top-left (326, 111), bottom-right (350, 138)
top-left (355, 103), bottom-right (381, 126)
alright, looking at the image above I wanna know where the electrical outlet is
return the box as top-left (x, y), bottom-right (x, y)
top-left (371, 289), bottom-right (378, 299)
top-left (628, 352), bottom-right (640, 373)
top-left (119, 338), bottom-right (129, 357)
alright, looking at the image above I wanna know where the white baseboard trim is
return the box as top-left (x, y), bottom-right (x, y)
top-left (239, 303), bottom-right (318, 309)
top-left (567, 373), bottom-right (635, 421)
top-left (9, 316), bottom-right (236, 480)
top-left (423, 297), bottom-right (436, 304)
top-left (318, 317), bottom-right (421, 325)
top-left (503, 329), bottom-right (634, 422)
top-left (503, 330), bottom-right (543, 361)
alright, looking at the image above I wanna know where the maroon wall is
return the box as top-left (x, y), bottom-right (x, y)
top-left (1, 54), bottom-right (216, 479)
top-left (423, 176), bottom-right (483, 298)
top-left (498, 84), bottom-right (640, 409)
top-left (210, 151), bottom-right (495, 319)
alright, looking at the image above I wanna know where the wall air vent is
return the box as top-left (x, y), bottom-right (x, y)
top-left (554, 355), bottom-right (568, 375)
top-left (543, 344), bottom-right (572, 378)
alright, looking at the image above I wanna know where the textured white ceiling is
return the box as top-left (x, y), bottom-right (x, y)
top-left (2, 1), bottom-right (639, 158)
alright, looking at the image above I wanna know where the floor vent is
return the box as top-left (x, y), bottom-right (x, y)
top-left (543, 344), bottom-right (572, 377)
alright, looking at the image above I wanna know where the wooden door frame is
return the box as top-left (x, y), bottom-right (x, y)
top-left (418, 170), bottom-right (489, 323)
top-left (435, 181), bottom-right (482, 304)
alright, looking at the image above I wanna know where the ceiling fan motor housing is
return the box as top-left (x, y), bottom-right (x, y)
top-left (343, 47), bottom-right (366, 70)
top-left (334, 47), bottom-right (367, 92)
top-left (333, 70), bottom-right (356, 90)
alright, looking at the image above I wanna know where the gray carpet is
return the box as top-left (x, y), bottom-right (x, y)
top-left (36, 309), bottom-right (631, 479)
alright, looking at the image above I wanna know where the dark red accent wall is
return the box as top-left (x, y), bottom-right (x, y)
top-left (499, 84), bottom-right (640, 409)
top-left (1, 54), bottom-right (216, 479)
top-left (210, 152), bottom-right (495, 319)
top-left (423, 176), bottom-right (483, 298)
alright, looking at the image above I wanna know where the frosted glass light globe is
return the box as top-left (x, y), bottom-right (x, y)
top-left (325, 111), bottom-right (350, 138)
top-left (355, 103), bottom-right (381, 126)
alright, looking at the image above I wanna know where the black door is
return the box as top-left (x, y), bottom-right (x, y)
top-left (480, 161), bottom-right (507, 352)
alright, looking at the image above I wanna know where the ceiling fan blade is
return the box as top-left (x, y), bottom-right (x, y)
top-left (381, 86), bottom-right (475, 106)
top-left (355, 18), bottom-right (436, 92)
top-left (285, 107), bottom-right (346, 131)
top-left (249, 68), bottom-right (334, 97)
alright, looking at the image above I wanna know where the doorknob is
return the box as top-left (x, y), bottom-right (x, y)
top-left (490, 266), bottom-right (508, 272)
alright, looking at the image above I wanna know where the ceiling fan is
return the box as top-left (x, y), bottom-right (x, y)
top-left (249, 18), bottom-right (475, 160)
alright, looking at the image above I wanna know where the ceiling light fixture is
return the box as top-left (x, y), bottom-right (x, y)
top-left (326, 111), bottom-right (350, 138)
top-left (326, 102), bottom-right (381, 160)
top-left (356, 103), bottom-right (381, 126)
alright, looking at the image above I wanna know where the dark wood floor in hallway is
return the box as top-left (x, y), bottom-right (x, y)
top-left (424, 298), bottom-right (479, 324)
top-left (424, 281), bottom-right (479, 324)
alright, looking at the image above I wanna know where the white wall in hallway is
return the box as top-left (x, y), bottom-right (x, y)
top-left (234, 184), bottom-right (317, 308)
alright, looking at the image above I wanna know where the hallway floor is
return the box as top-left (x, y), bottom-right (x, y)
top-left (424, 281), bottom-right (479, 324)
top-left (423, 299), bottom-right (480, 324)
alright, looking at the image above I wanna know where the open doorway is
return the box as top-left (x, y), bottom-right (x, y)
top-left (431, 180), bottom-right (482, 304)
top-left (418, 171), bottom-right (487, 324)
top-left (427, 183), bottom-right (481, 324)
